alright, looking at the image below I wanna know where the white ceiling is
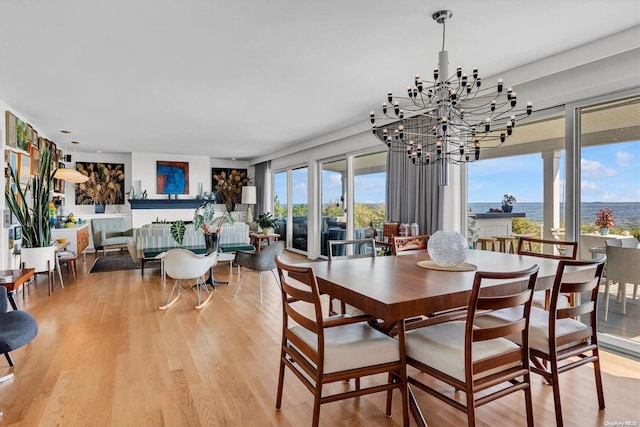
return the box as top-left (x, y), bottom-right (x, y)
top-left (1, 1), bottom-right (638, 161)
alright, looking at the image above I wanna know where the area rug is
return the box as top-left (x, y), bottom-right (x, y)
top-left (89, 255), bottom-right (140, 273)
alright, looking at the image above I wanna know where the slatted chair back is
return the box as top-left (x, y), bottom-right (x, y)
top-left (392, 234), bottom-right (430, 255)
top-left (327, 238), bottom-right (376, 260)
top-left (517, 237), bottom-right (577, 260)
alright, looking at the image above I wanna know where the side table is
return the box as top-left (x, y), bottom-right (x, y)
top-left (0, 269), bottom-right (35, 310)
top-left (250, 233), bottom-right (280, 252)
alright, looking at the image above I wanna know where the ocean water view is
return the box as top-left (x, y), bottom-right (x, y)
top-left (469, 202), bottom-right (640, 226)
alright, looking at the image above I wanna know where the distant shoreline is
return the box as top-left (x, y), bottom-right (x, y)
top-left (469, 202), bottom-right (639, 224)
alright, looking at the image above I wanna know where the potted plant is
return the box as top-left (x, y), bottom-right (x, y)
top-left (255, 212), bottom-right (276, 235)
top-left (75, 163), bottom-right (124, 213)
top-left (193, 201), bottom-right (234, 253)
top-left (502, 194), bottom-right (517, 212)
top-left (595, 208), bottom-right (614, 235)
top-left (5, 142), bottom-right (57, 268)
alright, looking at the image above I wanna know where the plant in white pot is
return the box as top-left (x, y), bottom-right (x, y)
top-left (255, 212), bottom-right (276, 235)
top-left (5, 142), bottom-right (57, 292)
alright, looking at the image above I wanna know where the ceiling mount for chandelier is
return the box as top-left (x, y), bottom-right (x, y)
top-left (369, 10), bottom-right (533, 185)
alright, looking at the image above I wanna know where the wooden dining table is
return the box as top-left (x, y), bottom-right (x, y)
top-left (295, 249), bottom-right (595, 426)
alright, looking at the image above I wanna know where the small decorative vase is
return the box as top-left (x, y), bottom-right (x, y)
top-left (263, 227), bottom-right (274, 235)
top-left (427, 231), bottom-right (468, 266)
top-left (204, 233), bottom-right (219, 254)
top-left (502, 205), bottom-right (513, 213)
top-left (599, 227), bottom-right (610, 235)
top-left (94, 203), bottom-right (106, 214)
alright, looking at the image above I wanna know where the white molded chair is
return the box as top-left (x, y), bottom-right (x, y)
top-left (604, 243), bottom-right (639, 321)
top-left (158, 249), bottom-right (217, 310)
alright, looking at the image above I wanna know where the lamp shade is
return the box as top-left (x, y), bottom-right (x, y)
top-left (53, 168), bottom-right (89, 184)
top-left (241, 186), bottom-right (257, 205)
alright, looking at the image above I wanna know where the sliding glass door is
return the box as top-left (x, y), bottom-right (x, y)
top-left (577, 95), bottom-right (640, 351)
top-left (273, 166), bottom-right (309, 254)
top-left (319, 151), bottom-right (387, 257)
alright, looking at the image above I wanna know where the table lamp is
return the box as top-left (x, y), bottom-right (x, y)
top-left (241, 186), bottom-right (257, 223)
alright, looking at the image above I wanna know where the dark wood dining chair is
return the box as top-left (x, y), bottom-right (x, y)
top-left (274, 256), bottom-right (409, 427)
top-left (475, 256), bottom-right (606, 427)
top-left (517, 237), bottom-right (578, 260)
top-left (518, 236), bottom-right (578, 310)
top-left (326, 238), bottom-right (376, 316)
top-left (392, 234), bottom-right (430, 255)
top-left (405, 265), bottom-right (540, 427)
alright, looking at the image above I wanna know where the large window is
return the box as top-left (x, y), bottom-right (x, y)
top-left (319, 151), bottom-right (386, 257)
top-left (467, 114), bottom-right (566, 241)
top-left (320, 159), bottom-right (347, 256)
top-left (353, 152), bottom-right (386, 229)
top-left (273, 166), bottom-right (308, 254)
top-left (468, 94), bottom-right (640, 357)
top-left (578, 95), bottom-right (640, 349)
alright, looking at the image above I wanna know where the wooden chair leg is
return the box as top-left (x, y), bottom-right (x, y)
top-left (524, 374), bottom-right (534, 427)
top-left (550, 358), bottom-right (564, 427)
top-left (276, 356), bottom-right (286, 409)
top-left (593, 350), bottom-right (605, 409)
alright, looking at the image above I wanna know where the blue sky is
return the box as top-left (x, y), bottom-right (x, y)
top-left (276, 140), bottom-right (640, 205)
top-left (468, 140), bottom-right (640, 203)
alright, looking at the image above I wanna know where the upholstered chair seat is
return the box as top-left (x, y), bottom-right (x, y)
top-left (0, 287), bottom-right (38, 367)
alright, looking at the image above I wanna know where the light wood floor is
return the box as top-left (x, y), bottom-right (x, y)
top-left (1, 251), bottom-right (639, 427)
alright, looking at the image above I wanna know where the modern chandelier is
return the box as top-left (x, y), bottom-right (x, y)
top-left (370, 10), bottom-right (533, 185)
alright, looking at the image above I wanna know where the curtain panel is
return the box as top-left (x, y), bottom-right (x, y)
top-left (385, 150), bottom-right (441, 235)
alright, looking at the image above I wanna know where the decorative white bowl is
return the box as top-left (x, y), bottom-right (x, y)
top-left (427, 231), bottom-right (468, 267)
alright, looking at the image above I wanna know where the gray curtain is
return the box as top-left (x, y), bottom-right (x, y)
top-left (385, 150), bottom-right (441, 235)
top-left (254, 161), bottom-right (270, 216)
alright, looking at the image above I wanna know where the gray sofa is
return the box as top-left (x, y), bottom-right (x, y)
top-left (91, 218), bottom-right (135, 255)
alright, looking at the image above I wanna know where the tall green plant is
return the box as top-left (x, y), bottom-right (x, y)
top-left (5, 143), bottom-right (53, 248)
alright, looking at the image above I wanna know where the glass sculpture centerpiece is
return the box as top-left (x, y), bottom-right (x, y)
top-left (427, 230), bottom-right (468, 266)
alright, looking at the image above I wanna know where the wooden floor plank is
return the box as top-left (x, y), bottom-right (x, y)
top-left (0, 251), bottom-right (638, 426)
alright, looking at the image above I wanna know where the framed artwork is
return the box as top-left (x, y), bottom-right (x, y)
top-left (18, 153), bottom-right (31, 185)
top-left (38, 136), bottom-right (47, 151)
top-left (26, 125), bottom-right (37, 151)
top-left (7, 151), bottom-right (18, 193)
top-left (157, 161), bottom-right (189, 194)
top-left (5, 111), bottom-right (17, 149)
top-left (75, 162), bottom-right (125, 205)
top-left (211, 168), bottom-right (227, 203)
top-left (8, 150), bottom-right (18, 173)
top-left (50, 141), bottom-right (59, 163)
top-left (6, 112), bottom-right (29, 151)
top-left (30, 145), bottom-right (40, 176)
